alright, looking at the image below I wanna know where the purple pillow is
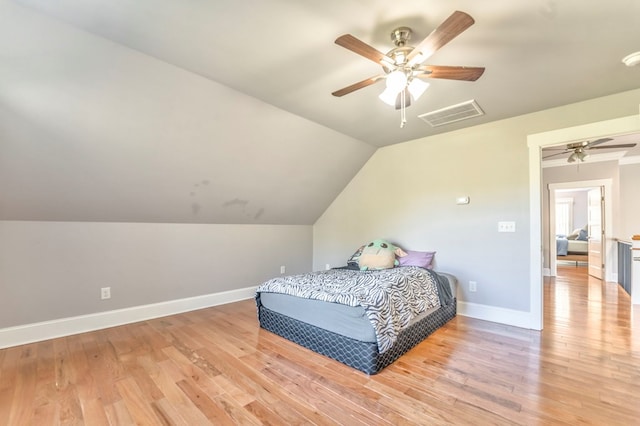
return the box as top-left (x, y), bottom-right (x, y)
top-left (398, 250), bottom-right (435, 269)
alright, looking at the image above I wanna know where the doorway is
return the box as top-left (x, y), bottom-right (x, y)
top-left (547, 180), bottom-right (612, 279)
top-left (527, 113), bottom-right (640, 330)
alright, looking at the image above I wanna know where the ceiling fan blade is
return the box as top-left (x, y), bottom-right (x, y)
top-left (335, 34), bottom-right (393, 66)
top-left (416, 65), bottom-right (485, 81)
top-left (543, 151), bottom-right (570, 159)
top-left (406, 11), bottom-right (475, 64)
top-left (587, 137), bottom-right (614, 147)
top-left (589, 143), bottom-right (637, 150)
top-left (332, 75), bottom-right (385, 97)
top-left (543, 146), bottom-right (571, 151)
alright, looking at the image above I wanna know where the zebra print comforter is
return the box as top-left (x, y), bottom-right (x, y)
top-left (255, 266), bottom-right (441, 353)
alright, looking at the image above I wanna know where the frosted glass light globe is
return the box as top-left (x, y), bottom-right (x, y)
top-left (385, 71), bottom-right (407, 93)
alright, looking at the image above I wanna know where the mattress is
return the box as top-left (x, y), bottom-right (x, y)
top-left (567, 239), bottom-right (588, 254)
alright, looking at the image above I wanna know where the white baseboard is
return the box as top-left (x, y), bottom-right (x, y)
top-left (543, 268), bottom-right (551, 277)
top-left (0, 286), bottom-right (257, 349)
top-left (457, 301), bottom-right (537, 330)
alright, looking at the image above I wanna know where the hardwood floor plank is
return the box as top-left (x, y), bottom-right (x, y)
top-left (175, 378), bottom-right (236, 425)
top-left (237, 352), bottom-right (342, 425)
top-left (30, 399), bottom-right (61, 426)
top-left (210, 393), bottom-right (263, 426)
top-left (115, 376), bottom-right (163, 425)
top-left (364, 374), bottom-right (466, 425)
top-left (141, 357), bottom-right (212, 425)
top-left (160, 345), bottom-right (223, 397)
top-left (83, 331), bottom-right (125, 406)
top-left (77, 398), bottom-right (109, 426)
top-left (253, 347), bottom-right (403, 425)
top-left (104, 399), bottom-right (135, 425)
top-left (7, 345), bottom-right (38, 425)
top-left (151, 398), bottom-right (188, 426)
top-left (261, 364), bottom-right (376, 426)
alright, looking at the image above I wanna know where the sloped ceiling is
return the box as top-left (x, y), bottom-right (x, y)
top-left (0, 0), bottom-right (375, 224)
top-left (1, 0), bottom-right (639, 224)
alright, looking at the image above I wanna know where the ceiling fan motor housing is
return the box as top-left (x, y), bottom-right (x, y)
top-left (391, 27), bottom-right (412, 47)
top-left (567, 141), bottom-right (590, 149)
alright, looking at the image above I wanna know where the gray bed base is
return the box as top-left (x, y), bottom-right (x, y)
top-left (255, 294), bottom-right (456, 375)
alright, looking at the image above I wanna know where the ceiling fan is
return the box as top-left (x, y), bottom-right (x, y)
top-left (542, 138), bottom-right (637, 163)
top-left (332, 11), bottom-right (485, 127)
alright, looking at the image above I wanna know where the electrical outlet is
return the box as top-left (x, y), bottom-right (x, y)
top-left (498, 221), bottom-right (516, 232)
top-left (469, 281), bottom-right (477, 292)
top-left (101, 287), bottom-right (111, 300)
top-left (280, 265), bottom-right (286, 274)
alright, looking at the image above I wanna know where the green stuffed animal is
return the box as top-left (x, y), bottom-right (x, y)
top-left (358, 239), bottom-right (407, 270)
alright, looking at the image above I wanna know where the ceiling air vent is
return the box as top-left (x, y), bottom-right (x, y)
top-left (418, 100), bottom-right (484, 127)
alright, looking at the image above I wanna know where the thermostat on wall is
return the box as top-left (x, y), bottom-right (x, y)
top-left (456, 196), bottom-right (470, 205)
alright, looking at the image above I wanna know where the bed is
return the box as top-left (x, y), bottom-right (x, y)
top-left (557, 237), bottom-right (588, 256)
top-left (557, 225), bottom-right (589, 263)
top-left (255, 266), bottom-right (456, 375)
top-left (556, 228), bottom-right (589, 266)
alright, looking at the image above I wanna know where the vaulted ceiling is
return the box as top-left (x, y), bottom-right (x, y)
top-left (1, 1), bottom-right (639, 224)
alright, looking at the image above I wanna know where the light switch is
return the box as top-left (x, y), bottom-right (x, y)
top-left (498, 221), bottom-right (516, 232)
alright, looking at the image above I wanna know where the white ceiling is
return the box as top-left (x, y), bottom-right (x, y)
top-left (1, 0), bottom-right (639, 224)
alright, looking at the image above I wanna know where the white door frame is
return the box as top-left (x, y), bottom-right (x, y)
top-left (527, 113), bottom-right (640, 330)
top-left (548, 180), bottom-right (613, 279)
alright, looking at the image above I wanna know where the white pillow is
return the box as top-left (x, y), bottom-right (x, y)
top-left (567, 228), bottom-right (581, 240)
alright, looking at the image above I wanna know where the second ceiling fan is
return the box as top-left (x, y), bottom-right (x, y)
top-left (543, 138), bottom-right (637, 163)
top-left (332, 11), bottom-right (485, 127)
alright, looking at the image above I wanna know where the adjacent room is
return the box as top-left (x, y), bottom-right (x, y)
top-left (1, 1), bottom-right (640, 424)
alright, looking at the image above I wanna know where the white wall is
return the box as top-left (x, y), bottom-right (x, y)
top-left (314, 88), bottom-right (640, 328)
top-left (620, 162), bottom-right (640, 239)
top-left (0, 221), bottom-right (311, 329)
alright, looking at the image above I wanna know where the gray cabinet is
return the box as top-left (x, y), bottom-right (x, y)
top-left (617, 241), bottom-right (632, 295)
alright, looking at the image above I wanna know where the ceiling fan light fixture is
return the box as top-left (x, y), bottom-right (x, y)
top-left (567, 149), bottom-right (588, 163)
top-left (408, 79), bottom-right (429, 100)
top-left (385, 70), bottom-right (407, 92)
top-left (379, 87), bottom-right (399, 106)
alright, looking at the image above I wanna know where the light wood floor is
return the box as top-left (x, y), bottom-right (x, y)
top-left (1, 266), bottom-right (639, 425)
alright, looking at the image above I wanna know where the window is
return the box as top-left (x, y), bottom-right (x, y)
top-left (555, 197), bottom-right (573, 236)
